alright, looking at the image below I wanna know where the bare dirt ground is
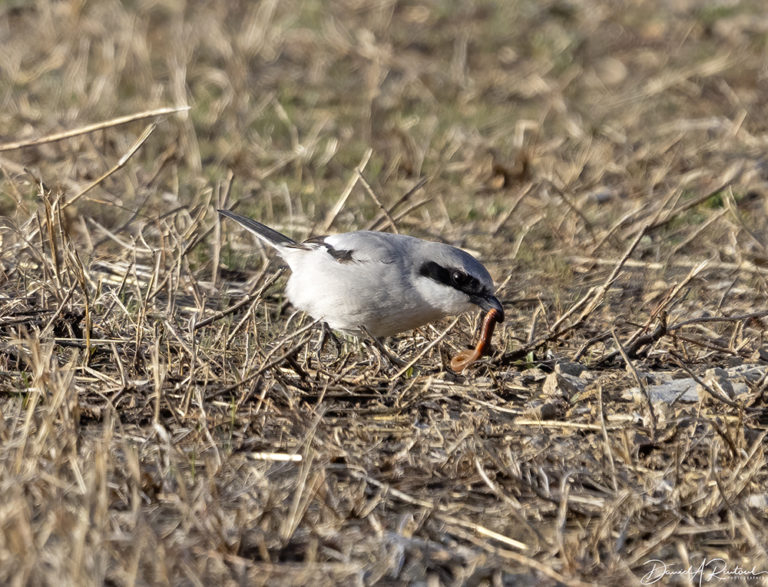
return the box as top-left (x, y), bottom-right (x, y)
top-left (1, 1), bottom-right (767, 585)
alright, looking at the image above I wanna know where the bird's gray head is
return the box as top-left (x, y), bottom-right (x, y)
top-left (413, 241), bottom-right (504, 321)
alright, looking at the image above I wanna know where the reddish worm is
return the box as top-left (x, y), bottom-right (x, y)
top-left (450, 307), bottom-right (502, 371)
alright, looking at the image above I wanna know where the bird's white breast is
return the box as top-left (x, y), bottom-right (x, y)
top-left (280, 237), bottom-right (445, 336)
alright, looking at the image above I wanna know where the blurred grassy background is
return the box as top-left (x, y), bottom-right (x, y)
top-left (1, 0), bottom-right (767, 585)
top-left (3, 0), bottom-right (768, 302)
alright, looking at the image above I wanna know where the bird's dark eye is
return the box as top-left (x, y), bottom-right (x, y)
top-left (419, 261), bottom-right (483, 295)
top-left (451, 271), bottom-right (471, 287)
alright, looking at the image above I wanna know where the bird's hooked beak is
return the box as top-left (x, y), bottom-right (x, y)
top-left (474, 294), bottom-right (505, 322)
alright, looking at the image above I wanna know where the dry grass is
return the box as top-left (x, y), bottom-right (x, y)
top-left (1, 0), bottom-right (768, 584)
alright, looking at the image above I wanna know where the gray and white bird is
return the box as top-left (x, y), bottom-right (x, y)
top-left (218, 209), bottom-right (504, 338)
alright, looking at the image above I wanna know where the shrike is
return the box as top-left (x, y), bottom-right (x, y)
top-left (218, 209), bottom-right (504, 338)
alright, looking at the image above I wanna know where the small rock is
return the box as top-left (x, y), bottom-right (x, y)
top-left (622, 364), bottom-right (768, 405)
top-left (705, 367), bottom-right (728, 379)
top-left (587, 187), bottom-right (618, 205)
top-left (523, 399), bottom-right (567, 421)
top-left (726, 364), bottom-right (766, 381)
top-left (543, 371), bottom-right (586, 398)
top-left (624, 378), bottom-right (698, 404)
top-left (633, 371), bottom-right (656, 386)
top-left (555, 361), bottom-right (586, 377)
top-left (595, 56), bottom-right (628, 86)
top-left (701, 367), bottom-right (737, 402)
top-left (520, 368), bottom-right (548, 385)
top-left (746, 494), bottom-right (768, 512)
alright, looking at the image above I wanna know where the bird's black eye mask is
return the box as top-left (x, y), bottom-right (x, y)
top-left (419, 261), bottom-right (488, 298)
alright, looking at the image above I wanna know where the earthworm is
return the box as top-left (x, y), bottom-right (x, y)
top-left (450, 307), bottom-right (502, 371)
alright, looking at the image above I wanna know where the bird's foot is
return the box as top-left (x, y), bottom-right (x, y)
top-left (360, 326), bottom-right (407, 369)
top-left (315, 322), bottom-right (343, 357)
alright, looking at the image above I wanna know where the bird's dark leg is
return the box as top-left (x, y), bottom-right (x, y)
top-left (315, 322), bottom-right (343, 357)
top-left (360, 326), bottom-right (406, 368)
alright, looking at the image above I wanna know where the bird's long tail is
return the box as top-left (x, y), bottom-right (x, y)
top-left (218, 209), bottom-right (298, 248)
